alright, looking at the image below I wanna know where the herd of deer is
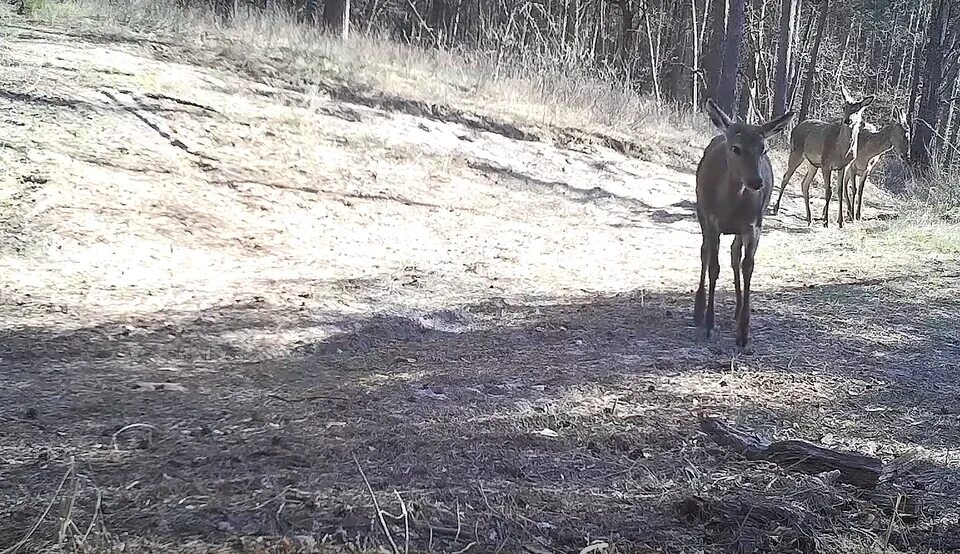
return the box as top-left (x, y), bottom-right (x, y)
top-left (693, 86), bottom-right (911, 348)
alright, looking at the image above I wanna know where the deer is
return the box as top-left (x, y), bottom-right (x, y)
top-left (770, 85), bottom-right (875, 228)
top-left (842, 108), bottom-right (911, 221)
top-left (694, 98), bottom-right (794, 348)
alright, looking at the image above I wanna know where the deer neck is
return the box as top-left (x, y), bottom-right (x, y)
top-left (860, 124), bottom-right (897, 160)
top-left (832, 121), bottom-right (858, 163)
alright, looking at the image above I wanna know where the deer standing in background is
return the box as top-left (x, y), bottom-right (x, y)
top-left (770, 86), bottom-right (875, 228)
top-left (695, 99), bottom-right (794, 348)
top-left (843, 109), bottom-right (911, 220)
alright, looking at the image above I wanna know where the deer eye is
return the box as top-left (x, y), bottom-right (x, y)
top-left (731, 145), bottom-right (743, 156)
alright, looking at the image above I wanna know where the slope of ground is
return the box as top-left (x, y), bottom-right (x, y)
top-left (1, 7), bottom-right (959, 553)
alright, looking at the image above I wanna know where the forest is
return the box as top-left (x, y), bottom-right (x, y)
top-left (3, 0), bottom-right (960, 551)
top-left (275, 0), bottom-right (959, 180)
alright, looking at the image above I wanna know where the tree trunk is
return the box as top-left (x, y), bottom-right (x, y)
top-left (323, 0), bottom-right (350, 39)
top-left (642, 5), bottom-right (662, 100)
top-left (906, 3), bottom-right (928, 120)
top-left (751, 0), bottom-right (770, 118)
top-left (615, 0), bottom-right (636, 69)
top-left (702, 0), bottom-right (727, 99)
top-left (215, 0), bottom-right (233, 21)
top-left (945, 96), bottom-right (960, 169)
top-left (428, 0), bottom-right (449, 45)
top-left (716, 0), bottom-right (746, 114)
top-left (564, 0), bottom-right (579, 50)
top-left (690, 0), bottom-right (701, 107)
top-left (798, 0), bottom-right (828, 122)
top-left (911, 0), bottom-right (947, 172)
top-left (944, 65), bottom-right (960, 169)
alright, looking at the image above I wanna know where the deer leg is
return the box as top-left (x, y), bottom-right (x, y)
top-left (836, 168), bottom-right (845, 228)
top-left (737, 228), bottom-right (760, 348)
top-left (821, 166), bottom-right (833, 228)
top-left (731, 235), bottom-right (744, 322)
top-left (856, 170), bottom-right (868, 220)
top-left (705, 232), bottom-right (721, 336)
top-left (694, 234), bottom-right (709, 327)
top-left (800, 169), bottom-right (816, 225)
top-left (844, 167), bottom-right (857, 220)
top-left (772, 150), bottom-right (804, 215)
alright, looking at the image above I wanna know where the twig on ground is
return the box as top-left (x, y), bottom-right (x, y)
top-left (455, 498), bottom-right (462, 543)
top-left (1, 456), bottom-right (75, 554)
top-left (266, 392), bottom-right (346, 403)
top-left (57, 468), bottom-right (81, 546)
top-left (394, 490), bottom-right (409, 554)
top-left (78, 483), bottom-right (103, 548)
top-left (111, 423), bottom-right (159, 451)
top-left (140, 90), bottom-right (220, 114)
top-left (451, 542), bottom-right (477, 554)
top-left (354, 454), bottom-right (400, 554)
top-left (882, 494), bottom-right (904, 548)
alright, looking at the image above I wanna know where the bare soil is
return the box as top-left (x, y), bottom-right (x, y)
top-left (1, 9), bottom-right (959, 554)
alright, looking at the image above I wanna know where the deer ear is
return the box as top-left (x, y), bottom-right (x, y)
top-left (840, 83), bottom-right (855, 104)
top-left (860, 94), bottom-right (876, 108)
top-left (705, 98), bottom-right (732, 132)
top-left (761, 111), bottom-right (794, 138)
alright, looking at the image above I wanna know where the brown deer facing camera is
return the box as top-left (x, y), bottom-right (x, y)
top-left (694, 99), bottom-right (794, 348)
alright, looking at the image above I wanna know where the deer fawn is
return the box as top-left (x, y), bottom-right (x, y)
top-left (843, 109), bottom-right (911, 220)
top-left (694, 99), bottom-right (794, 348)
top-left (770, 86), bottom-right (875, 228)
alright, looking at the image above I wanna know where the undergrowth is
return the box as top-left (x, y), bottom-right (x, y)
top-left (29, 0), bottom-right (704, 144)
top-left (18, 0), bottom-right (960, 225)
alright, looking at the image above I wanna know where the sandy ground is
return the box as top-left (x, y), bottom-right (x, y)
top-left (1, 9), bottom-right (959, 554)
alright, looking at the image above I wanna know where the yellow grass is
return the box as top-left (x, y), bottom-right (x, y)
top-left (34, 0), bottom-right (707, 144)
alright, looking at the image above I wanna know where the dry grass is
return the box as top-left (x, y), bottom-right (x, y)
top-left (1, 2), bottom-right (960, 553)
top-left (30, 0), bottom-right (706, 146)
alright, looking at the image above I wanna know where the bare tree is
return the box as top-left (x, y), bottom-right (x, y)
top-left (324, 0), bottom-right (350, 39)
top-left (798, 0), bottom-right (828, 122)
top-left (911, 0), bottom-right (949, 171)
top-left (181, 0), bottom-right (960, 182)
top-left (773, 0), bottom-right (797, 116)
top-left (716, 0), bottom-right (746, 113)
top-left (702, 0), bottom-right (727, 99)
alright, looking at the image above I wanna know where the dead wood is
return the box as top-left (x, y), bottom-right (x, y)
top-left (699, 415), bottom-right (883, 488)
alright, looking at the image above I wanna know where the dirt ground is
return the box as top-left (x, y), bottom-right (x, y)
top-left (1, 8), bottom-right (960, 554)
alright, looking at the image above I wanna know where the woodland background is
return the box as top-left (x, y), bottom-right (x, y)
top-left (274, 0), bottom-right (960, 179)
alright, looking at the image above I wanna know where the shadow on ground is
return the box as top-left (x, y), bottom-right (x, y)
top-left (2, 274), bottom-right (959, 552)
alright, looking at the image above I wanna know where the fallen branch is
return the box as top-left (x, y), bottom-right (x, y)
top-left (699, 414), bottom-right (883, 488)
top-left (266, 392), bottom-right (346, 403)
top-left (354, 454), bottom-right (399, 554)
